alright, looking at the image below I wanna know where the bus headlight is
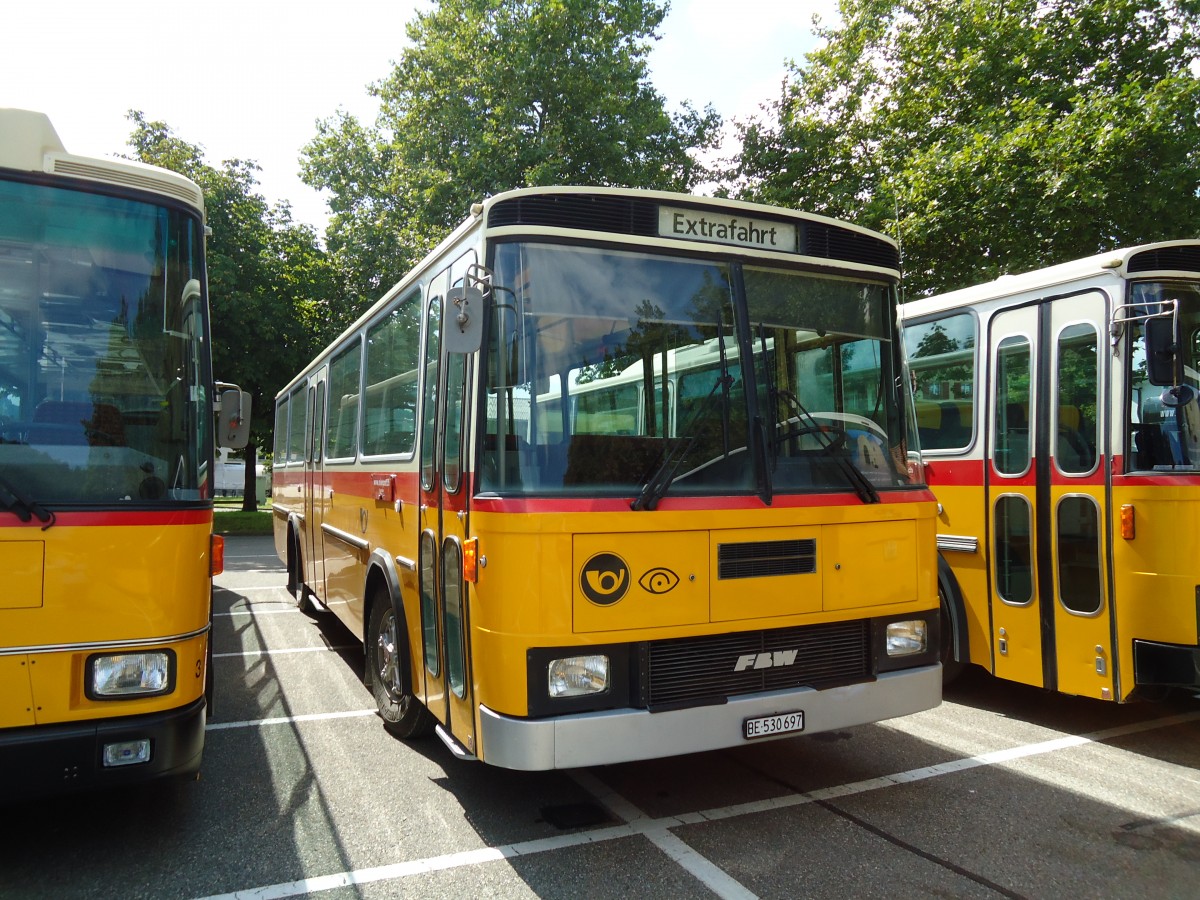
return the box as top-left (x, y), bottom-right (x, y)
top-left (548, 655), bottom-right (609, 698)
top-left (885, 620), bottom-right (928, 657)
top-left (87, 651), bottom-right (175, 698)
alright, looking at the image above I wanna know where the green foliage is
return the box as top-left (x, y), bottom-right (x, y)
top-left (301, 0), bottom-right (721, 313)
top-left (213, 507), bottom-right (274, 535)
top-left (731, 0), bottom-right (1200, 296)
top-left (126, 112), bottom-right (334, 505)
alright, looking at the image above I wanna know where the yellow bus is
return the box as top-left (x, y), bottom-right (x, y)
top-left (273, 187), bottom-right (941, 769)
top-left (0, 109), bottom-right (248, 798)
top-left (901, 241), bottom-right (1200, 701)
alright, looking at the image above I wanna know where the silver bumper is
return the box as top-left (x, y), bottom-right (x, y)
top-left (478, 664), bottom-right (942, 770)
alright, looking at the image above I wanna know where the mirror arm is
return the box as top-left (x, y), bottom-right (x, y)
top-left (1109, 299), bottom-right (1178, 354)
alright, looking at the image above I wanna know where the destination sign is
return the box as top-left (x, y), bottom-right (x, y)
top-left (658, 206), bottom-right (797, 252)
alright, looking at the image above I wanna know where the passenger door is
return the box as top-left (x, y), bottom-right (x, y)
top-left (987, 305), bottom-right (1042, 686)
top-left (987, 293), bottom-right (1112, 698)
top-left (417, 275), bottom-right (477, 757)
top-left (304, 368), bottom-right (328, 602)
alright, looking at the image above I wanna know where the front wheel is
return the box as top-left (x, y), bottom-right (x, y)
top-left (366, 596), bottom-right (435, 739)
top-left (940, 587), bottom-right (965, 686)
top-left (289, 534), bottom-right (315, 615)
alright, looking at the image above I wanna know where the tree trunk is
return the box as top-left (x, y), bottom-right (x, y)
top-left (241, 441), bottom-right (258, 511)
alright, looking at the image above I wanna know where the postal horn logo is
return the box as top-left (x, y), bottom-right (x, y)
top-left (580, 553), bottom-right (630, 605)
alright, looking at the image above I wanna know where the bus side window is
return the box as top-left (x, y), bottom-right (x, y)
top-left (997, 403), bottom-right (1029, 473)
top-left (1057, 404), bottom-right (1096, 472)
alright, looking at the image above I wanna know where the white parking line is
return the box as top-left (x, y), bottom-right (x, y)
top-left (572, 769), bottom-right (755, 900)
top-left (206, 709), bottom-right (377, 732)
top-left (194, 709), bottom-right (1200, 900)
top-left (212, 646), bottom-right (356, 660)
top-left (214, 608), bottom-right (303, 617)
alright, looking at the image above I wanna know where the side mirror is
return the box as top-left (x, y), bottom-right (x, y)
top-left (218, 388), bottom-right (251, 449)
top-left (1146, 316), bottom-right (1178, 386)
top-left (444, 286), bottom-right (484, 354)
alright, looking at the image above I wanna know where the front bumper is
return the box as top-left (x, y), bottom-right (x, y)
top-left (0, 697), bottom-right (205, 802)
top-left (479, 663), bottom-right (941, 770)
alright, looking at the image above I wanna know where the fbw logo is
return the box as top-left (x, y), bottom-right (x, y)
top-left (580, 553), bottom-right (630, 605)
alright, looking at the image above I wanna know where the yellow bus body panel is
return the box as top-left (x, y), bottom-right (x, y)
top-left (468, 501), bottom-right (939, 718)
top-left (0, 520), bottom-right (212, 728)
top-left (924, 481), bottom-right (993, 671)
top-left (1111, 484), bottom-right (1200, 699)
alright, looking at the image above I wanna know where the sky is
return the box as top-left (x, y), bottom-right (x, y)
top-left (4, 0), bottom-right (836, 232)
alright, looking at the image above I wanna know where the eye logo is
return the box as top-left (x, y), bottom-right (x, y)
top-left (580, 553), bottom-right (630, 605)
top-left (639, 567), bottom-right (680, 595)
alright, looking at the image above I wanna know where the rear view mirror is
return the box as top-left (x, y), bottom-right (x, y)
top-left (1146, 316), bottom-right (1178, 386)
top-left (444, 286), bottom-right (484, 354)
top-left (218, 388), bottom-right (251, 449)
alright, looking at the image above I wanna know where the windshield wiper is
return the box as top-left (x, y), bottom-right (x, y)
top-left (777, 388), bottom-right (880, 504)
top-left (632, 328), bottom-right (735, 511)
top-left (0, 473), bottom-right (55, 528)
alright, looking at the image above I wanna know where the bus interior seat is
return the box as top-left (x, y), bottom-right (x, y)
top-left (482, 432), bottom-right (526, 488)
top-left (563, 434), bottom-right (662, 486)
top-left (916, 400), bottom-right (971, 450)
top-left (30, 400), bottom-right (125, 446)
top-left (916, 402), bottom-right (941, 448)
top-left (939, 401), bottom-right (972, 446)
top-left (1056, 405), bottom-right (1095, 469)
top-left (997, 402), bottom-right (1030, 470)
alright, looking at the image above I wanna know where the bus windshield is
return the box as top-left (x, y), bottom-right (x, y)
top-left (1127, 280), bottom-right (1200, 471)
top-left (480, 241), bottom-right (916, 498)
top-left (0, 178), bottom-right (211, 505)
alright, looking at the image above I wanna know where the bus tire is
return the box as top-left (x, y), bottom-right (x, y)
top-left (367, 594), bottom-right (434, 739)
top-left (940, 585), bottom-right (965, 686)
top-left (289, 532), bottom-right (315, 615)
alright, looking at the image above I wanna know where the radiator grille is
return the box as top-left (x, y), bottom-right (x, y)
top-left (646, 621), bottom-right (870, 708)
top-left (487, 194), bottom-right (899, 270)
top-left (718, 539), bottom-right (817, 579)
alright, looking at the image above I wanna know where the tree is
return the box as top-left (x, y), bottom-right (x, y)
top-left (127, 112), bottom-right (334, 507)
top-left (302, 0), bottom-right (721, 314)
top-left (731, 0), bottom-right (1200, 296)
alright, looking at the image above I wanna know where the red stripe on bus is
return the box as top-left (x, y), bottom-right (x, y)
top-left (0, 509), bottom-right (213, 528)
top-left (924, 456), bottom-right (1111, 488)
top-left (472, 490), bottom-right (935, 515)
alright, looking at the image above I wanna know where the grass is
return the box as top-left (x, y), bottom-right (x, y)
top-left (213, 499), bottom-right (274, 536)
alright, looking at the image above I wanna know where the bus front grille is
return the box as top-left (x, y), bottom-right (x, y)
top-left (718, 539), bottom-right (817, 579)
top-left (644, 621), bottom-right (871, 709)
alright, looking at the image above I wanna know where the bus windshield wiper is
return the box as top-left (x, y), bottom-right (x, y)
top-left (0, 473), bottom-right (55, 528)
top-left (632, 328), bottom-right (735, 511)
top-left (778, 390), bottom-right (880, 504)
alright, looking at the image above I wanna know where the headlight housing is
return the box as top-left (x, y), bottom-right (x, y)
top-left (87, 650), bottom-right (175, 699)
top-left (885, 619), bottom-right (928, 657)
top-left (548, 654), bottom-right (609, 698)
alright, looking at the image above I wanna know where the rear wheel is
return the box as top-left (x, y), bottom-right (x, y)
top-left (367, 595), bottom-right (434, 738)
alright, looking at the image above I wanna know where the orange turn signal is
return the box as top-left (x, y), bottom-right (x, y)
top-left (1120, 504), bottom-right (1135, 541)
top-left (211, 534), bottom-right (225, 576)
top-left (462, 537), bottom-right (479, 583)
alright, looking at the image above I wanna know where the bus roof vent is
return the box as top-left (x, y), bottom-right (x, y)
top-left (489, 193), bottom-right (657, 235)
top-left (47, 154), bottom-right (205, 210)
top-left (1128, 245), bottom-right (1200, 275)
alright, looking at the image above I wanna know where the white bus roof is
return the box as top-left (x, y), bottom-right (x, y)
top-left (0, 108), bottom-right (205, 212)
top-left (901, 239), bottom-right (1200, 319)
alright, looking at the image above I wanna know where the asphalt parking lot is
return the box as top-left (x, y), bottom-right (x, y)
top-left (2, 533), bottom-right (1198, 899)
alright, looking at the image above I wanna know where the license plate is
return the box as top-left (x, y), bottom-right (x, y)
top-left (743, 710), bottom-right (805, 740)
